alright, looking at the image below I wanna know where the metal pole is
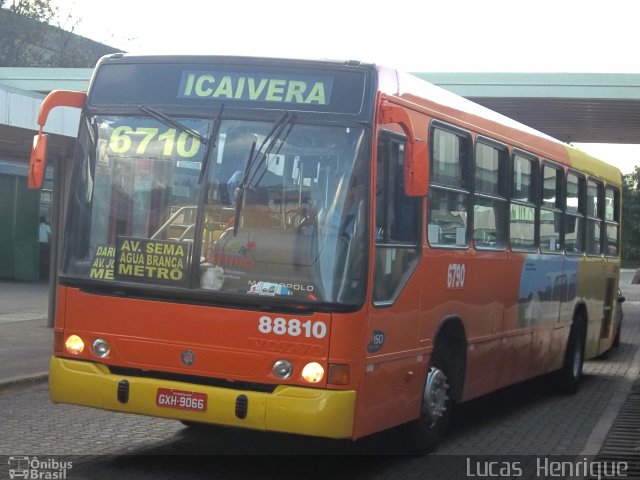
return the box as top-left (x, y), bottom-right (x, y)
top-left (46, 156), bottom-right (63, 328)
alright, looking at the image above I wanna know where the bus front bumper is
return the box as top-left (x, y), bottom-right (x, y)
top-left (49, 357), bottom-right (356, 439)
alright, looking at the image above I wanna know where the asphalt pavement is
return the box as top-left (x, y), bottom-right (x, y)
top-left (0, 281), bottom-right (50, 390)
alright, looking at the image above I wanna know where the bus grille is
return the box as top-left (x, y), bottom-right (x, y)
top-left (108, 366), bottom-right (278, 393)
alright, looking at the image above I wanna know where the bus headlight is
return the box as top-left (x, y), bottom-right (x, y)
top-left (302, 362), bottom-right (324, 383)
top-left (92, 338), bottom-right (110, 358)
top-left (65, 335), bottom-right (84, 355)
top-left (272, 359), bottom-right (293, 379)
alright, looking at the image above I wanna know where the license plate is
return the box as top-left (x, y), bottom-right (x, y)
top-left (156, 388), bottom-right (207, 412)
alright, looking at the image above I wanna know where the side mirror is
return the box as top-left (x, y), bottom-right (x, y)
top-left (27, 90), bottom-right (87, 190)
top-left (378, 101), bottom-right (428, 196)
top-left (28, 131), bottom-right (48, 189)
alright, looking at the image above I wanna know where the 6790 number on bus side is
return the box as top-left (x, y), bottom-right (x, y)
top-left (447, 263), bottom-right (466, 289)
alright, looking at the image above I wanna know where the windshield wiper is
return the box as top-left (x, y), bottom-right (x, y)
top-left (248, 115), bottom-right (295, 187)
top-left (139, 105), bottom-right (208, 144)
top-left (233, 112), bottom-right (295, 236)
top-left (197, 104), bottom-right (225, 185)
top-left (232, 139), bottom-right (257, 236)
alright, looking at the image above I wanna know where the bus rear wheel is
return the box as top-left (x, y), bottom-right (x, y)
top-left (408, 341), bottom-right (453, 454)
top-left (554, 317), bottom-right (585, 394)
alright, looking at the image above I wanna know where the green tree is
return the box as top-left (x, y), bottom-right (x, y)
top-left (622, 166), bottom-right (640, 262)
top-left (0, 0), bottom-right (56, 66)
top-left (0, 0), bottom-right (53, 20)
top-left (1, 1), bottom-right (122, 67)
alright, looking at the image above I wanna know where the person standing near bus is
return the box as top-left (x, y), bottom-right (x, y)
top-left (38, 216), bottom-right (51, 280)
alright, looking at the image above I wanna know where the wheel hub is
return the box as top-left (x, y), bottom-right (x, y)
top-left (572, 338), bottom-right (583, 379)
top-left (422, 366), bottom-right (449, 425)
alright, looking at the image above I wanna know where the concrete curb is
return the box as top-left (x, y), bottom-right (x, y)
top-left (0, 372), bottom-right (48, 393)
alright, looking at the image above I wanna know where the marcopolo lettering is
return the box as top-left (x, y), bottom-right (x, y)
top-left (178, 71), bottom-right (334, 105)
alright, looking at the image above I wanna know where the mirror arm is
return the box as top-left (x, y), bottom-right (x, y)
top-left (379, 100), bottom-right (416, 144)
top-left (28, 91), bottom-right (87, 190)
top-left (378, 100), bottom-right (428, 197)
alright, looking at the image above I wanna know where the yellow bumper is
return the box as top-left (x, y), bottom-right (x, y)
top-left (49, 357), bottom-right (356, 439)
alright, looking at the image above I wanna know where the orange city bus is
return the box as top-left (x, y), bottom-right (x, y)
top-left (29, 55), bottom-right (622, 453)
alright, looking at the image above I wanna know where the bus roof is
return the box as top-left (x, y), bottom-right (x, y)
top-left (90, 55), bottom-right (620, 186)
top-left (376, 66), bottom-right (622, 187)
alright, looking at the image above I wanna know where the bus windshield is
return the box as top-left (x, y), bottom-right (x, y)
top-left (63, 113), bottom-right (369, 307)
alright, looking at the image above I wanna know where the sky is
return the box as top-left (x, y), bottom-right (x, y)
top-left (50, 0), bottom-right (640, 174)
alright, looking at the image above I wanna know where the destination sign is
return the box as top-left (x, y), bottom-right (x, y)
top-left (178, 71), bottom-right (334, 105)
top-left (88, 60), bottom-right (370, 115)
top-left (114, 237), bottom-right (190, 286)
top-left (89, 245), bottom-right (115, 280)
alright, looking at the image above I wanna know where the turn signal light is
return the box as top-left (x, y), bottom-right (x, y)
top-left (65, 335), bottom-right (84, 355)
top-left (328, 364), bottom-right (350, 385)
top-left (54, 329), bottom-right (64, 354)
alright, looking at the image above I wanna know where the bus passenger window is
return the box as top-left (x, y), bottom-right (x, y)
top-left (540, 165), bottom-right (563, 253)
top-left (510, 204), bottom-right (536, 251)
top-left (428, 190), bottom-right (468, 247)
top-left (565, 173), bottom-right (585, 254)
top-left (604, 186), bottom-right (619, 257)
top-left (428, 126), bottom-right (471, 248)
top-left (510, 154), bottom-right (538, 252)
top-left (473, 140), bottom-right (508, 250)
top-left (586, 180), bottom-right (603, 255)
top-left (474, 199), bottom-right (506, 249)
top-left (606, 224), bottom-right (618, 256)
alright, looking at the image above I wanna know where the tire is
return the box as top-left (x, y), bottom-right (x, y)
top-left (180, 420), bottom-right (205, 429)
top-left (179, 420), bottom-right (223, 432)
top-left (554, 318), bottom-right (585, 394)
top-left (407, 340), bottom-right (454, 454)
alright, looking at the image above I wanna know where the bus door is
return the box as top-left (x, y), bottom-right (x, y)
top-left (598, 185), bottom-right (621, 353)
top-left (354, 130), bottom-right (423, 437)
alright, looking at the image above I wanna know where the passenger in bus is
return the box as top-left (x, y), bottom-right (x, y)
top-left (227, 168), bottom-right (243, 202)
top-left (222, 131), bottom-right (256, 204)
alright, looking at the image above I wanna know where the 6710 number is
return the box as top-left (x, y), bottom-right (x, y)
top-left (108, 126), bottom-right (201, 158)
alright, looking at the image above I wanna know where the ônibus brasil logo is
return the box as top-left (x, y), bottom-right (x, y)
top-left (7, 456), bottom-right (73, 479)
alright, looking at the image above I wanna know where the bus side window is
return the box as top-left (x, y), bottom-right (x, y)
top-left (540, 164), bottom-right (563, 253)
top-left (510, 153), bottom-right (537, 252)
top-left (473, 140), bottom-right (508, 250)
top-left (604, 186), bottom-right (619, 257)
top-left (565, 172), bottom-right (585, 254)
top-left (586, 179), bottom-right (604, 255)
top-left (427, 125), bottom-right (471, 248)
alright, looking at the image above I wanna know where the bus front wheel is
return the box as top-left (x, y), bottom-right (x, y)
top-left (408, 340), bottom-right (453, 454)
